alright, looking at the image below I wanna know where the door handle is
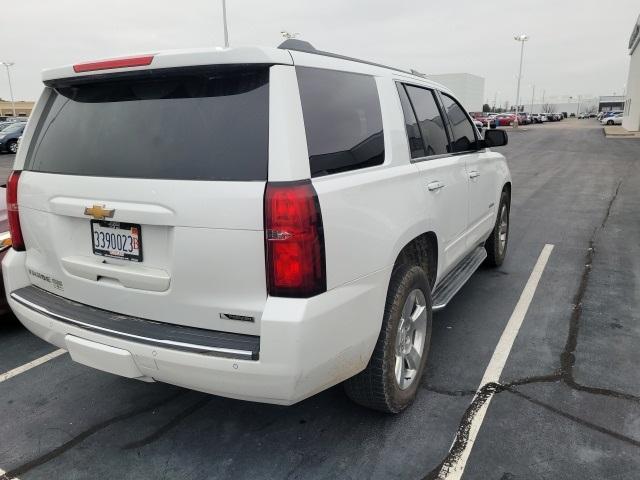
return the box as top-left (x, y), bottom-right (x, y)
top-left (469, 170), bottom-right (480, 179)
top-left (427, 181), bottom-right (446, 191)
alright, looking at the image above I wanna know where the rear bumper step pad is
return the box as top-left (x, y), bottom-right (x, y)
top-left (10, 286), bottom-right (259, 360)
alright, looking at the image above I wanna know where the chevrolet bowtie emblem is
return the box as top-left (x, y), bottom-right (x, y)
top-left (84, 204), bottom-right (115, 220)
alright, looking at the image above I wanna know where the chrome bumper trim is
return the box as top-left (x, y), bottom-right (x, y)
top-left (10, 287), bottom-right (259, 361)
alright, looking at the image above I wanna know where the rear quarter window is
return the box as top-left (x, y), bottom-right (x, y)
top-left (25, 66), bottom-right (270, 181)
top-left (296, 67), bottom-right (384, 177)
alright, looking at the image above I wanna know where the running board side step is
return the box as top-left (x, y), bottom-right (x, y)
top-left (432, 246), bottom-right (487, 311)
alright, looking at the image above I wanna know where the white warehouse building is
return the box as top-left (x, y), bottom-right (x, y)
top-left (426, 73), bottom-right (485, 112)
top-left (623, 14), bottom-right (640, 132)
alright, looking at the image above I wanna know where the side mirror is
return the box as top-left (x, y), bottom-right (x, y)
top-left (483, 129), bottom-right (508, 148)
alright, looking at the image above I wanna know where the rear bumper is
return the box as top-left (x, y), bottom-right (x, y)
top-left (4, 249), bottom-right (389, 405)
top-left (11, 285), bottom-right (260, 360)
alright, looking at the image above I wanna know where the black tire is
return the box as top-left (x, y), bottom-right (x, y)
top-left (344, 264), bottom-right (432, 413)
top-left (6, 140), bottom-right (17, 154)
top-left (607, 120), bottom-right (614, 125)
top-left (485, 190), bottom-right (510, 267)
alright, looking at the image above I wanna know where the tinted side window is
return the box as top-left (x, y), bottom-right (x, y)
top-left (404, 86), bottom-right (449, 156)
top-left (297, 67), bottom-right (384, 177)
top-left (440, 93), bottom-right (477, 153)
top-left (396, 84), bottom-right (425, 158)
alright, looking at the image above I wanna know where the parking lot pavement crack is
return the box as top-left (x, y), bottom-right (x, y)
top-left (122, 395), bottom-right (210, 450)
top-left (422, 382), bottom-right (505, 480)
top-left (558, 179), bottom-right (640, 404)
top-left (422, 385), bottom-right (476, 397)
top-left (0, 391), bottom-right (186, 480)
top-left (421, 180), bottom-right (640, 479)
top-left (505, 387), bottom-right (640, 448)
top-left (502, 372), bottom-right (562, 388)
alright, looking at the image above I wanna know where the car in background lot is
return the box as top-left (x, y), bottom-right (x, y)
top-left (598, 111), bottom-right (622, 121)
top-left (0, 123), bottom-right (26, 154)
top-left (4, 43), bottom-right (512, 413)
top-left (601, 113), bottom-right (623, 125)
top-left (0, 122), bottom-right (19, 132)
top-left (495, 113), bottom-right (516, 126)
top-left (471, 112), bottom-right (496, 128)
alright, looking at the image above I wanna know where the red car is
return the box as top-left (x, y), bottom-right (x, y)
top-left (494, 114), bottom-right (516, 126)
top-left (471, 113), bottom-right (497, 128)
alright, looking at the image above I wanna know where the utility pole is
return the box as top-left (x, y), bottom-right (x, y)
top-left (530, 85), bottom-right (535, 114)
top-left (222, 0), bottom-right (229, 47)
top-left (513, 34), bottom-right (529, 127)
top-left (577, 95), bottom-right (582, 117)
top-left (1, 62), bottom-right (16, 117)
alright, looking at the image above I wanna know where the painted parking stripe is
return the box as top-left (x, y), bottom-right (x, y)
top-left (0, 350), bottom-right (66, 479)
top-left (0, 467), bottom-right (20, 480)
top-left (0, 349), bottom-right (66, 384)
top-left (440, 244), bottom-right (554, 479)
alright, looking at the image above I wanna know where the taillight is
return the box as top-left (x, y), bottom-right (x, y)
top-left (73, 55), bottom-right (155, 73)
top-left (7, 170), bottom-right (24, 251)
top-left (264, 180), bottom-right (326, 298)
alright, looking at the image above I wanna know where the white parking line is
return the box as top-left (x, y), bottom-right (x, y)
top-left (0, 349), bottom-right (66, 479)
top-left (0, 349), bottom-right (66, 384)
top-left (440, 244), bottom-right (554, 480)
top-left (0, 466), bottom-right (20, 480)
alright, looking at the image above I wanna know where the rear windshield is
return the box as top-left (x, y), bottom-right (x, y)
top-left (2, 124), bottom-right (24, 134)
top-left (25, 66), bottom-right (270, 181)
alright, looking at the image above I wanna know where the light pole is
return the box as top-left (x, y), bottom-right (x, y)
top-left (221, 0), bottom-right (229, 47)
top-left (513, 34), bottom-right (529, 127)
top-left (1, 62), bottom-right (16, 117)
top-left (530, 84), bottom-right (535, 114)
top-left (576, 95), bottom-right (582, 117)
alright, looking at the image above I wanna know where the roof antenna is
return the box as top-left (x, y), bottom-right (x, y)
top-left (280, 30), bottom-right (300, 40)
top-left (222, 0), bottom-right (229, 47)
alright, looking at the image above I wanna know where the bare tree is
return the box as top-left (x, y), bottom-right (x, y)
top-left (582, 105), bottom-right (598, 115)
top-left (542, 103), bottom-right (557, 114)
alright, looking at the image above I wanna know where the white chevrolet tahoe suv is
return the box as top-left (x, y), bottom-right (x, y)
top-left (4, 40), bottom-right (511, 413)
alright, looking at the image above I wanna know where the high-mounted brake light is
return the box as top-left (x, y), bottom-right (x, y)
top-left (73, 55), bottom-right (155, 73)
top-left (264, 180), bottom-right (326, 298)
top-left (7, 171), bottom-right (24, 251)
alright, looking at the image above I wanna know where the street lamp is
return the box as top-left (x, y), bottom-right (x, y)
top-left (513, 34), bottom-right (529, 127)
top-left (1, 62), bottom-right (16, 117)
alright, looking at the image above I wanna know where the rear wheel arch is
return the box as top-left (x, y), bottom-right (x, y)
top-left (393, 232), bottom-right (438, 289)
top-left (502, 181), bottom-right (512, 200)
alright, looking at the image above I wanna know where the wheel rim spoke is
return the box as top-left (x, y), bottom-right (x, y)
top-left (395, 353), bottom-right (404, 385)
top-left (405, 347), bottom-right (421, 371)
top-left (394, 288), bottom-right (428, 390)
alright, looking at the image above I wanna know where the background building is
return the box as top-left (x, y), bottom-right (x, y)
top-left (599, 95), bottom-right (625, 112)
top-left (426, 73), bottom-right (485, 112)
top-left (525, 95), bottom-right (598, 115)
top-left (623, 14), bottom-right (640, 132)
top-left (0, 100), bottom-right (34, 117)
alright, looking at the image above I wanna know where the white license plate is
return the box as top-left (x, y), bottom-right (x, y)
top-left (91, 221), bottom-right (142, 262)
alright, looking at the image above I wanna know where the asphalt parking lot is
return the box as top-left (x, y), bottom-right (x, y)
top-left (0, 119), bottom-right (639, 480)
